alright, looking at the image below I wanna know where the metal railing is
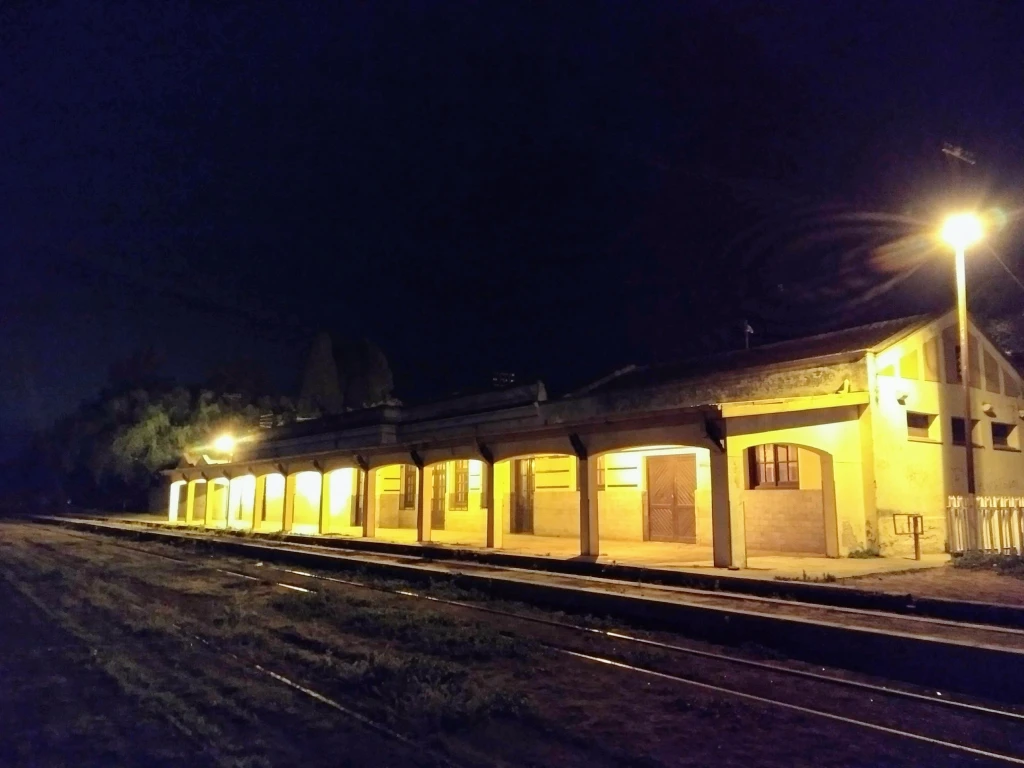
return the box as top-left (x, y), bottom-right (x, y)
top-left (946, 495), bottom-right (1024, 555)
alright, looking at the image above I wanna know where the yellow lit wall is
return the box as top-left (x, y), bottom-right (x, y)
top-left (496, 454), bottom-right (579, 537)
top-left (324, 468), bottom-right (360, 534)
top-left (205, 478), bottom-right (231, 526)
top-left (189, 479), bottom-right (208, 523)
top-left (597, 446), bottom-right (712, 544)
top-left (292, 471), bottom-right (322, 534)
top-left (726, 408), bottom-right (860, 556)
top-left (168, 480), bottom-right (186, 522)
top-left (871, 315), bottom-right (1024, 555)
top-left (258, 473), bottom-right (285, 531)
top-left (376, 464), bottom-right (417, 529)
top-left (430, 459), bottom-right (487, 545)
top-left (228, 475), bottom-right (256, 530)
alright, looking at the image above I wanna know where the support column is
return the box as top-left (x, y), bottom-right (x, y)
top-left (578, 456), bottom-right (599, 558)
top-left (484, 460), bottom-right (500, 548)
top-left (416, 466), bottom-right (430, 543)
top-left (711, 447), bottom-right (745, 568)
top-left (319, 471), bottom-right (331, 535)
top-left (361, 468), bottom-right (376, 538)
top-left (252, 476), bottom-right (266, 533)
top-left (224, 478), bottom-right (236, 529)
top-left (282, 473), bottom-right (296, 533)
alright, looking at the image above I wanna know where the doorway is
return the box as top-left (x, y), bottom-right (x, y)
top-left (431, 464), bottom-right (447, 530)
top-left (646, 454), bottom-right (697, 542)
top-left (192, 483), bottom-right (208, 524)
top-left (511, 458), bottom-right (535, 533)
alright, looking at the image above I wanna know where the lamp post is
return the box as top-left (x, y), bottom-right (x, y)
top-left (940, 213), bottom-right (984, 495)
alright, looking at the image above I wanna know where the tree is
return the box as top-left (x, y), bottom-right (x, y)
top-left (298, 333), bottom-right (395, 412)
top-left (337, 337), bottom-right (394, 408)
top-left (299, 332), bottom-right (344, 414)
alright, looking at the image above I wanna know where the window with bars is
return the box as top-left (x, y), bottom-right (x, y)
top-left (399, 465), bottom-right (417, 510)
top-left (749, 444), bottom-right (799, 489)
top-left (451, 460), bottom-right (469, 510)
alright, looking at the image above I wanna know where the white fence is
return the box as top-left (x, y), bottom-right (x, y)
top-left (946, 496), bottom-right (1024, 556)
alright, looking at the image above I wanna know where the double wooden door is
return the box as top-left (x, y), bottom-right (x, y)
top-left (431, 464), bottom-right (447, 530)
top-left (511, 458), bottom-right (535, 533)
top-left (646, 455), bottom-right (697, 543)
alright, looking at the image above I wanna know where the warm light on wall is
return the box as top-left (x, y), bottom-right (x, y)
top-left (264, 473), bottom-right (285, 500)
top-left (295, 471), bottom-right (321, 504)
top-left (329, 468), bottom-right (353, 504)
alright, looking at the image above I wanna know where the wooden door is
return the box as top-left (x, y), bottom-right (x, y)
top-left (431, 464), bottom-right (447, 530)
top-left (511, 458), bottom-right (535, 533)
top-left (646, 455), bottom-right (697, 543)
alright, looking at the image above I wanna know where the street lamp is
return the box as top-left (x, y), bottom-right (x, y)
top-left (212, 434), bottom-right (237, 454)
top-left (941, 213), bottom-right (984, 495)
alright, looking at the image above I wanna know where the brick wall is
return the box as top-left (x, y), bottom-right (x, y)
top-left (741, 489), bottom-right (825, 554)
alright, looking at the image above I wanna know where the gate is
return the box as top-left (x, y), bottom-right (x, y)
top-left (947, 496), bottom-right (1024, 555)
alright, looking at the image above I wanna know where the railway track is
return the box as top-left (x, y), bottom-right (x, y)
top-left (44, 523), bottom-right (1024, 766)
top-left (36, 517), bottom-right (1024, 703)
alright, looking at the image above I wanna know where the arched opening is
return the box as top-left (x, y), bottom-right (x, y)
top-left (425, 459), bottom-right (487, 547)
top-left (255, 473), bottom-right (285, 532)
top-left (740, 442), bottom-right (837, 556)
top-left (189, 479), bottom-right (208, 525)
top-left (291, 471), bottom-right (322, 535)
top-left (168, 480), bottom-right (186, 523)
top-left (596, 445), bottom-right (714, 566)
top-left (321, 468), bottom-right (362, 536)
top-left (227, 475), bottom-right (256, 530)
top-left (206, 478), bottom-right (231, 528)
top-left (371, 464), bottom-right (419, 542)
top-left (494, 453), bottom-right (580, 556)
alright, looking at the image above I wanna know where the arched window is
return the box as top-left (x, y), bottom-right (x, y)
top-left (748, 444), bottom-right (799, 489)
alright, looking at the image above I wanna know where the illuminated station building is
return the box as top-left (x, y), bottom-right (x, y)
top-left (165, 311), bottom-right (1024, 568)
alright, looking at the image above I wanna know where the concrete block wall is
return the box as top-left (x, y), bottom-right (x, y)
top-left (741, 488), bottom-right (825, 554)
top-left (533, 490), bottom-right (581, 537)
top-left (599, 488), bottom-right (643, 540)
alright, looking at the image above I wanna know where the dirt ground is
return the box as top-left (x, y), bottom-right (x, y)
top-left (843, 563), bottom-right (1024, 605)
top-left (0, 521), bottom-right (1020, 768)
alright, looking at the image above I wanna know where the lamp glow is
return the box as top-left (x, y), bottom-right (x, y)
top-left (941, 213), bottom-right (984, 250)
top-left (212, 434), bottom-right (236, 453)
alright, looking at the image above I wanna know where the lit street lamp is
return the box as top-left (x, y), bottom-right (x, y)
top-left (941, 213), bottom-right (984, 495)
top-left (212, 434), bottom-right (237, 454)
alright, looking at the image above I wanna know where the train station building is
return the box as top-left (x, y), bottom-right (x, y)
top-left (164, 311), bottom-right (1024, 569)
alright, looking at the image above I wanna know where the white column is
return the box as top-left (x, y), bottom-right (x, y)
top-left (361, 468), bottom-right (376, 537)
top-left (711, 448), bottom-right (745, 568)
top-left (484, 460), bottom-right (500, 548)
top-left (416, 466), bottom-right (430, 542)
top-left (579, 456), bottom-right (599, 557)
top-left (282, 473), bottom-right (296, 533)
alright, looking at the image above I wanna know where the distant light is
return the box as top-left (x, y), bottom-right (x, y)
top-left (213, 434), bottom-right (236, 453)
top-left (941, 213), bottom-right (984, 250)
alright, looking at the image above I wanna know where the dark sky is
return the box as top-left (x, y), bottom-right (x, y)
top-left (4, 0), bottom-right (1024, 443)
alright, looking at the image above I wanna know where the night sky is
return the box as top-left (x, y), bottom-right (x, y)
top-left (4, 1), bottom-right (1024, 448)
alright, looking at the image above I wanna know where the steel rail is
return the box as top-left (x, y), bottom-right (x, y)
top-left (54, 525), bottom-right (1024, 725)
